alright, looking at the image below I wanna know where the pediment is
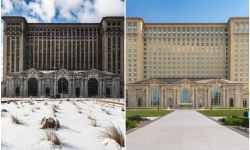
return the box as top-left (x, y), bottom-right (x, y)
top-left (22, 68), bottom-right (43, 75)
top-left (207, 79), bottom-right (226, 86)
top-left (175, 79), bottom-right (195, 85)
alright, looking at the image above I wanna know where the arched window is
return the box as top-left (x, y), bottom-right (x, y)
top-left (16, 87), bottom-right (20, 97)
top-left (28, 78), bottom-right (38, 96)
top-left (211, 88), bottom-right (221, 106)
top-left (58, 78), bottom-right (68, 94)
top-left (150, 88), bottom-right (159, 106)
top-left (180, 88), bottom-right (191, 103)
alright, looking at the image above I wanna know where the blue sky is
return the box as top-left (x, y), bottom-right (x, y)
top-left (127, 0), bottom-right (249, 22)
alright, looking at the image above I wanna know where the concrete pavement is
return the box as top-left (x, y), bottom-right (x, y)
top-left (126, 110), bottom-right (249, 150)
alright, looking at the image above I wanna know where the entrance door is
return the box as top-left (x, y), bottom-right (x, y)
top-left (88, 78), bottom-right (98, 97)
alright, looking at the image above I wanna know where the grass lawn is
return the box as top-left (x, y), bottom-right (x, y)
top-left (126, 108), bottom-right (172, 117)
top-left (199, 109), bottom-right (248, 117)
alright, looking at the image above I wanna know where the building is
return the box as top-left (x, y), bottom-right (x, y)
top-left (126, 17), bottom-right (249, 107)
top-left (127, 78), bottom-right (244, 109)
top-left (1, 16), bottom-right (124, 98)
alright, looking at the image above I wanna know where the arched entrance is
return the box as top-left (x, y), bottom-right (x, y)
top-left (16, 87), bottom-right (20, 97)
top-left (180, 88), bottom-right (191, 104)
top-left (58, 78), bottom-right (68, 94)
top-left (211, 88), bottom-right (221, 106)
top-left (45, 87), bottom-right (50, 97)
top-left (88, 78), bottom-right (98, 97)
top-left (28, 78), bottom-right (38, 96)
top-left (229, 98), bottom-right (234, 107)
top-left (150, 88), bottom-right (160, 106)
top-left (75, 87), bottom-right (80, 97)
top-left (106, 87), bottom-right (111, 97)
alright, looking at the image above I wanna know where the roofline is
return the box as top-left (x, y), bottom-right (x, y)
top-left (126, 16), bottom-right (249, 24)
top-left (2, 16), bottom-right (124, 24)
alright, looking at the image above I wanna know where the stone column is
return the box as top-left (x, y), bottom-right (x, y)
top-left (204, 89), bottom-right (207, 107)
top-left (72, 78), bottom-right (75, 97)
top-left (145, 86), bottom-right (148, 107)
top-left (208, 88), bottom-right (211, 108)
top-left (24, 78), bottom-right (28, 97)
top-left (80, 78), bottom-right (84, 97)
top-left (173, 89), bottom-right (176, 108)
top-left (99, 79), bottom-right (102, 97)
top-left (85, 79), bottom-right (88, 97)
top-left (52, 78), bottom-right (55, 97)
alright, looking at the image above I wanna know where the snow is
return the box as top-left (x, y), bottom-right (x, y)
top-left (1, 99), bottom-right (125, 150)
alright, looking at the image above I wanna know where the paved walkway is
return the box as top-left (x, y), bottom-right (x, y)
top-left (127, 110), bottom-right (249, 150)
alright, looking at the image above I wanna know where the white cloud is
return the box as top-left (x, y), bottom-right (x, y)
top-left (1, 0), bottom-right (14, 14)
top-left (1, 0), bottom-right (124, 23)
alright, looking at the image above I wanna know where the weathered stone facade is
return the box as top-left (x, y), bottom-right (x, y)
top-left (127, 78), bottom-right (247, 108)
top-left (2, 68), bottom-right (121, 98)
top-left (1, 16), bottom-right (124, 98)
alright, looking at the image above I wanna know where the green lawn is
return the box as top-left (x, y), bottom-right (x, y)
top-left (199, 109), bottom-right (248, 117)
top-left (126, 108), bottom-right (172, 117)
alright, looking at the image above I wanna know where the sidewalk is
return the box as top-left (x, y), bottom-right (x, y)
top-left (126, 110), bottom-right (249, 150)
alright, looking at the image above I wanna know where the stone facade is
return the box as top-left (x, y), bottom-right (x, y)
top-left (1, 16), bottom-right (124, 98)
top-left (127, 78), bottom-right (247, 108)
top-left (2, 68), bottom-right (121, 98)
top-left (126, 17), bottom-right (249, 100)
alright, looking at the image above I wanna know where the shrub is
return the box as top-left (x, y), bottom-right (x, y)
top-left (241, 117), bottom-right (249, 128)
top-left (102, 125), bottom-right (124, 148)
top-left (52, 104), bottom-right (59, 113)
top-left (41, 117), bottom-right (60, 130)
top-left (126, 118), bottom-right (138, 129)
top-left (1, 109), bottom-right (8, 112)
top-left (43, 131), bottom-right (61, 145)
top-left (224, 117), bottom-right (241, 126)
top-left (10, 115), bottom-right (22, 124)
top-left (91, 119), bottom-right (98, 127)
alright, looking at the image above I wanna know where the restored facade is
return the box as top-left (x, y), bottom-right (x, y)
top-left (1, 16), bottom-right (124, 98)
top-left (126, 17), bottom-right (249, 107)
top-left (127, 78), bottom-right (245, 108)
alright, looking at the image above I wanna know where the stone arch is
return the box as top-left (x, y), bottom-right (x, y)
top-left (58, 78), bottom-right (68, 94)
top-left (88, 78), bottom-right (98, 97)
top-left (28, 78), bottom-right (38, 96)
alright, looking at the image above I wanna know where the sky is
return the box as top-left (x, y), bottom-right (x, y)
top-left (1, 0), bottom-right (124, 23)
top-left (127, 0), bottom-right (249, 22)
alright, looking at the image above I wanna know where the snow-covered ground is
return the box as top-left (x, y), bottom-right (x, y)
top-left (1, 98), bottom-right (125, 150)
